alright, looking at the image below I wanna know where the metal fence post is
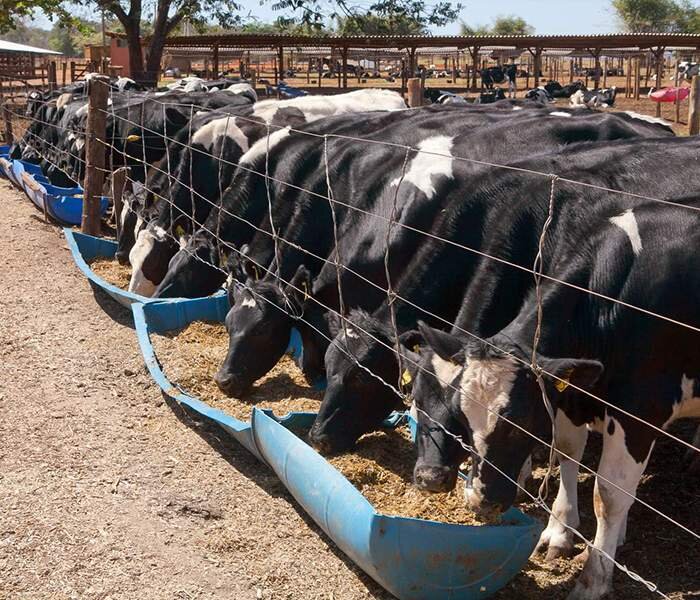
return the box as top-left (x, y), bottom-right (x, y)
top-left (82, 75), bottom-right (109, 236)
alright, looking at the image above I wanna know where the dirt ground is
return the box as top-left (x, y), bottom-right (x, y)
top-left (1, 158), bottom-right (698, 598)
top-left (0, 183), bottom-right (393, 600)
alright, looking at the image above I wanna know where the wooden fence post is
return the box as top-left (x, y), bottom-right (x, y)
top-left (70, 61), bottom-right (76, 82)
top-left (82, 75), bottom-right (109, 236)
top-left (3, 103), bottom-right (13, 145)
top-left (407, 78), bottom-right (422, 107)
top-left (48, 61), bottom-right (57, 92)
top-left (634, 57), bottom-right (641, 100)
top-left (689, 75), bottom-right (700, 136)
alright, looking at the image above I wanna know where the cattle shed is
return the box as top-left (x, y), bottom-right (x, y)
top-left (0, 40), bottom-right (62, 81)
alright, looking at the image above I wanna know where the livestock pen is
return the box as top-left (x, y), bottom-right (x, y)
top-left (1, 54), bottom-right (699, 600)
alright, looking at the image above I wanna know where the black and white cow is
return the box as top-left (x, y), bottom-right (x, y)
top-left (211, 105), bottom-right (567, 396)
top-left (416, 192), bottom-right (700, 599)
top-left (413, 140), bottom-right (700, 598)
top-left (544, 80), bottom-right (587, 98)
top-left (677, 60), bottom-right (699, 80)
top-left (570, 87), bottom-right (617, 108)
top-left (140, 89), bottom-right (407, 298)
top-left (481, 66), bottom-right (508, 90)
top-left (424, 89), bottom-right (469, 105)
top-left (525, 87), bottom-right (554, 103)
top-left (308, 120), bottom-right (680, 454)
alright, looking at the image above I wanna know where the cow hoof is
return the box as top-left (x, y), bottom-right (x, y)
top-left (545, 545), bottom-right (576, 562)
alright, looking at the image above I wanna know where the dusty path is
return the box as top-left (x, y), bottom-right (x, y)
top-left (0, 183), bottom-right (389, 600)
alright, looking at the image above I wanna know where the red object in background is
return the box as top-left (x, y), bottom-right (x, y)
top-left (650, 87), bottom-right (691, 103)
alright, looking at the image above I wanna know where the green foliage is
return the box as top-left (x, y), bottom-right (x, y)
top-left (336, 13), bottom-right (426, 34)
top-left (611, 0), bottom-right (700, 32)
top-left (460, 14), bottom-right (534, 36)
top-left (48, 22), bottom-right (76, 55)
top-left (269, 0), bottom-right (461, 34)
top-left (0, 20), bottom-right (51, 47)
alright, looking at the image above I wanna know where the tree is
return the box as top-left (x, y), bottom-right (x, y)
top-left (1, 0), bottom-right (461, 85)
top-left (49, 21), bottom-right (77, 55)
top-left (612, 0), bottom-right (700, 32)
top-left (490, 14), bottom-right (534, 35)
top-left (336, 13), bottom-right (426, 34)
top-left (459, 14), bottom-right (534, 36)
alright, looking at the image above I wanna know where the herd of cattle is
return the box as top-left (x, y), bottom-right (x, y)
top-left (11, 75), bottom-right (700, 600)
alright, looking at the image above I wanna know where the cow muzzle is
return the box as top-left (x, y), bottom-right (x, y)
top-left (413, 463), bottom-right (458, 493)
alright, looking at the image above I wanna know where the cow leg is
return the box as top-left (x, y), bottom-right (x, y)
top-left (684, 425), bottom-right (700, 474)
top-left (568, 416), bottom-right (653, 600)
top-left (535, 411), bottom-right (588, 561)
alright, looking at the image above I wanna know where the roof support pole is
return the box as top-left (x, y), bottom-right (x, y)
top-left (651, 46), bottom-right (666, 116)
top-left (342, 47), bottom-right (348, 89)
top-left (469, 46), bottom-right (479, 92)
top-left (212, 44), bottom-right (219, 78)
top-left (278, 46), bottom-right (285, 81)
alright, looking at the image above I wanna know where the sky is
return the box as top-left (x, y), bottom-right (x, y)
top-left (33, 0), bottom-right (622, 34)
top-left (236, 0), bottom-right (621, 35)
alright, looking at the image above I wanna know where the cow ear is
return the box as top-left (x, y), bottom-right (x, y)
top-left (417, 321), bottom-right (464, 365)
top-left (238, 244), bottom-right (261, 281)
top-left (286, 264), bottom-right (312, 303)
top-left (165, 107), bottom-right (188, 130)
top-left (543, 357), bottom-right (604, 393)
top-left (398, 329), bottom-right (424, 354)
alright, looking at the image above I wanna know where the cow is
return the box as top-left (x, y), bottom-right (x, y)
top-left (570, 87), bottom-right (617, 108)
top-left (481, 66), bottom-right (508, 90)
top-left (135, 89), bottom-right (406, 297)
top-left (677, 60), bottom-right (699, 80)
top-left (476, 88), bottom-right (506, 104)
top-left (423, 89), bottom-right (469, 105)
top-left (415, 194), bottom-right (700, 600)
top-left (543, 80), bottom-right (587, 98)
top-left (525, 87), bottom-right (554, 103)
top-left (309, 123), bottom-right (684, 455)
top-left (211, 105), bottom-right (569, 396)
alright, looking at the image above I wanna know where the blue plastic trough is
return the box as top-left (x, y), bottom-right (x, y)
top-left (64, 228), bottom-right (228, 309)
top-left (15, 163), bottom-right (108, 226)
top-left (131, 296), bottom-right (543, 600)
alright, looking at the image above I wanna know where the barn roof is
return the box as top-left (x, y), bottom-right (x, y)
top-left (0, 40), bottom-right (62, 55)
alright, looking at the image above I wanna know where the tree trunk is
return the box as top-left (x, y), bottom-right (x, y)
top-left (124, 22), bottom-right (145, 82)
top-left (145, 30), bottom-right (167, 87)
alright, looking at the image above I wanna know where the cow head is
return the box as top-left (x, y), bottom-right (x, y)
top-left (128, 220), bottom-right (181, 296)
top-left (411, 325), bottom-right (470, 493)
top-left (214, 264), bottom-right (311, 396)
top-left (308, 310), bottom-right (422, 454)
top-left (416, 323), bottom-right (603, 519)
top-left (152, 230), bottom-right (224, 299)
top-left (678, 61), bottom-right (699, 80)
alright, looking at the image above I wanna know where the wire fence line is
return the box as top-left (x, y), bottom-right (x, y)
top-left (5, 76), bottom-right (699, 598)
top-left (115, 146), bottom-right (700, 543)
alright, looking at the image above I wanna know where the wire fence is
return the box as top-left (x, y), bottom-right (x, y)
top-left (5, 74), bottom-right (699, 598)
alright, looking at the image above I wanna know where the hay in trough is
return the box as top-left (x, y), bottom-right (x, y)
top-left (327, 428), bottom-right (487, 525)
top-left (153, 321), bottom-right (490, 525)
top-left (88, 257), bottom-right (132, 289)
top-left (151, 320), bottom-right (321, 421)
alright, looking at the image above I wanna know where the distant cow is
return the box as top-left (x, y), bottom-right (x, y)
top-left (424, 89), bottom-right (468, 104)
top-left (525, 87), bottom-right (554, 103)
top-left (544, 80), bottom-right (587, 98)
top-left (481, 66), bottom-right (508, 90)
top-left (476, 89), bottom-right (506, 104)
top-left (570, 86), bottom-right (617, 108)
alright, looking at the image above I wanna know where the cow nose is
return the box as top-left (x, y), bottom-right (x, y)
top-left (213, 370), bottom-right (247, 397)
top-left (115, 250), bottom-right (130, 266)
top-left (413, 464), bottom-right (458, 493)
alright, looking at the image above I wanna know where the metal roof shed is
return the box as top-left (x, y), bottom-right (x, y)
top-left (0, 40), bottom-right (62, 80)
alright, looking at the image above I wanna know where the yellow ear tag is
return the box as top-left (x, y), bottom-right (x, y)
top-left (413, 344), bottom-right (420, 354)
top-left (555, 369), bottom-right (574, 393)
top-left (401, 369), bottom-right (412, 386)
top-left (175, 225), bottom-right (185, 238)
top-left (302, 281), bottom-right (310, 301)
top-left (253, 266), bottom-right (260, 281)
top-left (126, 134), bottom-right (141, 143)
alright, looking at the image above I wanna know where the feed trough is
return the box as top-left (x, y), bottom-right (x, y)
top-left (17, 164), bottom-right (108, 225)
top-left (132, 295), bottom-right (543, 600)
top-left (64, 228), bottom-right (225, 308)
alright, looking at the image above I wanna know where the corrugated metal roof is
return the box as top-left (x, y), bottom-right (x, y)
top-left (0, 40), bottom-right (62, 55)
